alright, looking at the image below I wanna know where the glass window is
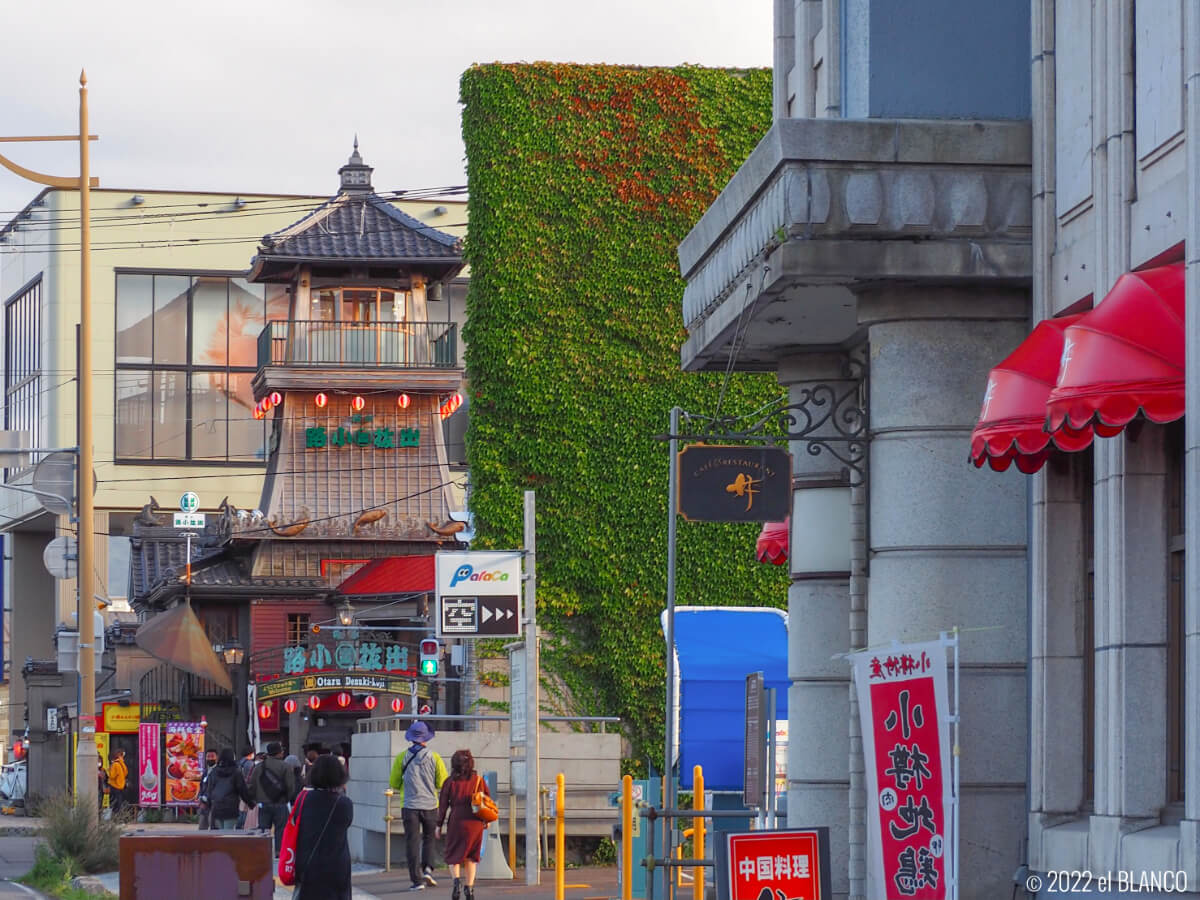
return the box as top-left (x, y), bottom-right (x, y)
top-left (5, 277), bottom-right (41, 479)
top-left (286, 614), bottom-right (310, 647)
top-left (108, 536), bottom-right (131, 600)
top-left (152, 275), bottom-right (190, 365)
top-left (115, 272), bottom-right (266, 464)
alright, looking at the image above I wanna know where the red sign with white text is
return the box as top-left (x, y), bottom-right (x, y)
top-left (726, 830), bottom-right (826, 900)
top-left (137, 723), bottom-right (160, 806)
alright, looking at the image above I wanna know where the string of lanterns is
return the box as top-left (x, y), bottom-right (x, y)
top-left (253, 391), bottom-right (463, 418)
top-left (257, 694), bottom-right (407, 718)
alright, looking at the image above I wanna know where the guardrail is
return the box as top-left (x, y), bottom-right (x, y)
top-left (256, 320), bottom-right (458, 369)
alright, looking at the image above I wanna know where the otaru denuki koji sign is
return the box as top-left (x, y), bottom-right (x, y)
top-left (849, 639), bottom-right (956, 900)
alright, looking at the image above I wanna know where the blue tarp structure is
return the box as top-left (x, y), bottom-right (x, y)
top-left (664, 606), bottom-right (788, 791)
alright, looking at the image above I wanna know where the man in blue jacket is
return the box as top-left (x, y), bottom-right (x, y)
top-left (389, 721), bottom-right (448, 891)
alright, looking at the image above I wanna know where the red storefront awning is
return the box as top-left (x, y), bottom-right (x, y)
top-left (1045, 262), bottom-right (1185, 446)
top-left (336, 555), bottom-right (435, 595)
top-left (970, 314), bottom-right (1083, 473)
top-left (756, 518), bottom-right (789, 565)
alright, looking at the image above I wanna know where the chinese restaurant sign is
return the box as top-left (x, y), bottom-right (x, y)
top-left (677, 445), bottom-right (790, 523)
top-left (138, 723), bottom-right (160, 806)
top-left (851, 640), bottom-right (952, 899)
top-left (721, 828), bottom-right (831, 900)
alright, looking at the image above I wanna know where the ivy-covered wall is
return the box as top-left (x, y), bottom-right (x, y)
top-left (460, 63), bottom-right (786, 765)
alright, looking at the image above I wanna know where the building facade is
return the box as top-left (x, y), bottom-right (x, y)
top-left (0, 146), bottom-right (467, 794)
top-left (681, 1), bottom-right (1200, 898)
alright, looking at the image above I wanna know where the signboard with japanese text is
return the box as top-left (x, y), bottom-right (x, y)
top-left (163, 723), bottom-right (203, 806)
top-left (435, 551), bottom-right (522, 638)
top-left (138, 723), bottom-right (160, 806)
top-left (278, 633), bottom-right (420, 678)
top-left (851, 640), bottom-right (952, 899)
top-left (677, 445), bottom-right (791, 523)
top-left (719, 828), bottom-right (831, 900)
top-left (102, 702), bottom-right (142, 734)
top-left (256, 672), bottom-right (428, 700)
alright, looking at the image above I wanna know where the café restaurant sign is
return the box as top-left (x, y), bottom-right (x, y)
top-left (677, 445), bottom-right (790, 522)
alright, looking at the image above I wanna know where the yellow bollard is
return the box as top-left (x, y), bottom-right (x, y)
top-left (555, 773), bottom-right (566, 900)
top-left (383, 788), bottom-right (395, 873)
top-left (693, 766), bottom-right (705, 900)
top-left (621, 774), bottom-right (633, 900)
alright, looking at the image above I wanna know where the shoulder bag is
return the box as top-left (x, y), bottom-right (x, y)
top-left (471, 775), bottom-right (499, 823)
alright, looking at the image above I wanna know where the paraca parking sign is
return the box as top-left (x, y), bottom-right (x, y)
top-left (435, 551), bottom-right (523, 638)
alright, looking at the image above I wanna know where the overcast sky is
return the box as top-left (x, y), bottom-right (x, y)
top-left (0, 0), bottom-right (771, 217)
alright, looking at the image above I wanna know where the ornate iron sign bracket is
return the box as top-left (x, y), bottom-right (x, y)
top-left (663, 349), bottom-right (868, 486)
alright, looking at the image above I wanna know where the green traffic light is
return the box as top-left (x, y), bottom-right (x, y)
top-left (420, 659), bottom-right (438, 676)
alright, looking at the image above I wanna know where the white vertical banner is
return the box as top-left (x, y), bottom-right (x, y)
top-left (247, 681), bottom-right (260, 752)
top-left (850, 639), bottom-right (954, 900)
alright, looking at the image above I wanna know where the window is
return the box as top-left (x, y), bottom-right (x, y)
top-left (4, 276), bottom-right (41, 479)
top-left (1167, 421), bottom-right (1185, 802)
top-left (286, 614), bottom-right (310, 647)
top-left (114, 272), bottom-right (286, 463)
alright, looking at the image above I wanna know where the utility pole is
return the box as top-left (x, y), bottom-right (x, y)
top-left (523, 491), bottom-right (540, 885)
top-left (0, 73), bottom-right (100, 813)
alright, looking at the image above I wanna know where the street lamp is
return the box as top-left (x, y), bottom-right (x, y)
top-left (336, 600), bottom-right (355, 627)
top-left (222, 638), bottom-right (245, 667)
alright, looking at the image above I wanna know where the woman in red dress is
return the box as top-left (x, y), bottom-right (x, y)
top-left (436, 749), bottom-right (490, 900)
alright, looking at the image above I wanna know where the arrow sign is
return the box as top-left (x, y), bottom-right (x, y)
top-left (437, 594), bottom-right (521, 639)
top-left (482, 607), bottom-right (493, 623)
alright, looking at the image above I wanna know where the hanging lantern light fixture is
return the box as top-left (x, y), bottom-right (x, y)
top-left (397, 393), bottom-right (411, 409)
top-left (261, 396), bottom-right (273, 413)
top-left (390, 697), bottom-right (403, 713)
top-left (314, 392), bottom-right (328, 409)
top-left (352, 395), bottom-right (366, 412)
top-left (253, 404), bottom-right (266, 420)
top-left (309, 695), bottom-right (321, 710)
top-left (269, 391), bottom-right (283, 407)
top-left (363, 695), bottom-right (378, 711)
top-left (336, 691), bottom-right (351, 708)
top-left (283, 698), bottom-right (297, 715)
top-left (258, 702), bottom-right (273, 720)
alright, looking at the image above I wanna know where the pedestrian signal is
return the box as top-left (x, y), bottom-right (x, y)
top-left (419, 638), bottom-right (440, 676)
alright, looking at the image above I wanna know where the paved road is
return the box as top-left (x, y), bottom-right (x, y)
top-left (354, 865), bottom-right (619, 900)
top-left (0, 835), bottom-right (42, 898)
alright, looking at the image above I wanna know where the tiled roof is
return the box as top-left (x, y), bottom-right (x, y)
top-left (256, 194), bottom-right (461, 262)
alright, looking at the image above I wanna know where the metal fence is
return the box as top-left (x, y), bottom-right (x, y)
top-left (257, 320), bottom-right (458, 369)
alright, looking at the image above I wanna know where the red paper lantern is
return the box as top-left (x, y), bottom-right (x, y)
top-left (397, 393), bottom-right (411, 409)
top-left (363, 695), bottom-right (377, 710)
top-left (314, 392), bottom-right (328, 409)
top-left (261, 396), bottom-right (273, 413)
top-left (309, 695), bottom-right (321, 710)
top-left (283, 698), bottom-right (297, 715)
top-left (253, 404), bottom-right (265, 420)
top-left (336, 691), bottom-right (351, 708)
top-left (439, 392), bottom-right (463, 419)
top-left (390, 697), bottom-right (403, 713)
top-left (258, 702), bottom-right (272, 720)
top-left (269, 391), bottom-right (283, 407)
top-left (351, 395), bottom-right (366, 412)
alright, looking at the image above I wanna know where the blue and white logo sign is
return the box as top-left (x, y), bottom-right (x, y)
top-left (435, 551), bottom-right (522, 638)
top-left (179, 492), bottom-right (200, 513)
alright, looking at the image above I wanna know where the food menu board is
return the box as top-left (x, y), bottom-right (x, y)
top-left (163, 723), bottom-right (203, 806)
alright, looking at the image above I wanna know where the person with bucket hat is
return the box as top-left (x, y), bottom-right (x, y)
top-left (389, 721), bottom-right (448, 891)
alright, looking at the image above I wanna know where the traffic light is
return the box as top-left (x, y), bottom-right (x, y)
top-left (419, 638), bottom-right (440, 676)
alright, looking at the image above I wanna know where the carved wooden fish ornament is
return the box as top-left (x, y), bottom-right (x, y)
top-left (267, 516), bottom-right (310, 537)
top-left (353, 509), bottom-right (387, 534)
top-left (426, 520), bottom-right (467, 536)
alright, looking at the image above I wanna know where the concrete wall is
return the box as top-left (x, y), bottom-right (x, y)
top-left (348, 728), bottom-right (621, 865)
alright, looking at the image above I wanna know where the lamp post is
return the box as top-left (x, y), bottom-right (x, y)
top-left (217, 639), bottom-right (246, 750)
top-left (0, 74), bottom-right (101, 815)
top-left (336, 600), bottom-right (355, 627)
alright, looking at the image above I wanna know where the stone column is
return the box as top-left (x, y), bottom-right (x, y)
top-left (859, 286), bottom-right (1029, 900)
top-left (778, 352), bottom-right (854, 900)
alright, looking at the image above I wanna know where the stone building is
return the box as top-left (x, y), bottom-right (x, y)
top-left (681, 1), bottom-right (1200, 898)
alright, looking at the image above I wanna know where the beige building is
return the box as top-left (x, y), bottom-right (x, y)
top-left (0, 153), bottom-right (466, 788)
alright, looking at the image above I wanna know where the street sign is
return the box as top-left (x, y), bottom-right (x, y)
top-left (179, 492), bottom-right (200, 513)
top-left (719, 828), bottom-right (832, 900)
top-left (744, 672), bottom-right (766, 808)
top-left (43, 535), bottom-right (78, 580)
top-left (173, 512), bottom-right (206, 528)
top-left (32, 451), bottom-right (77, 516)
top-left (677, 445), bottom-right (791, 522)
top-left (510, 647), bottom-right (527, 744)
top-left (435, 551), bottom-right (523, 638)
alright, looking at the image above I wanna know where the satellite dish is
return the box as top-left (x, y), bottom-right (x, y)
top-left (43, 535), bottom-right (79, 580)
top-left (32, 451), bottom-right (77, 516)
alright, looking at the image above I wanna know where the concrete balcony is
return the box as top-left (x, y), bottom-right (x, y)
top-left (677, 118), bottom-right (1033, 371)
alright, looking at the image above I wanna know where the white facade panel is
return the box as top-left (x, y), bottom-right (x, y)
top-left (1055, 0), bottom-right (1094, 218)
top-left (1134, 0), bottom-right (1184, 163)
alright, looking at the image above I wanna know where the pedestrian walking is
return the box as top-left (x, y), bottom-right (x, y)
top-left (201, 748), bottom-right (253, 829)
top-left (237, 747), bottom-right (256, 829)
top-left (284, 754), bottom-right (304, 801)
top-left (436, 750), bottom-right (489, 900)
top-left (388, 721), bottom-right (448, 891)
top-left (250, 741), bottom-right (295, 855)
top-left (107, 749), bottom-right (129, 817)
top-left (292, 755), bottom-right (354, 900)
top-left (97, 754), bottom-right (109, 814)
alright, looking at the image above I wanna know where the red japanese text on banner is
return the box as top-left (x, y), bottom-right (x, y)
top-left (137, 723), bottom-right (160, 806)
top-left (851, 640), bottom-right (953, 900)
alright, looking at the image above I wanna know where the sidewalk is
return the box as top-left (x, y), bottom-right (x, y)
top-left (353, 866), bottom-right (620, 900)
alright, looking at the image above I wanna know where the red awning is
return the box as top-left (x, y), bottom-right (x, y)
top-left (1046, 262), bottom-right (1185, 445)
top-left (970, 315), bottom-right (1083, 473)
top-left (336, 555), bottom-right (435, 595)
top-left (756, 519), bottom-right (788, 565)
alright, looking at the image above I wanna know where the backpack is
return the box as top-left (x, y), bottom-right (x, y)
top-left (258, 761), bottom-right (287, 803)
top-left (208, 770), bottom-right (236, 812)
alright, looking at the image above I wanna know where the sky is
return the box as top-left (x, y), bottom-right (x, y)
top-left (0, 0), bottom-right (771, 218)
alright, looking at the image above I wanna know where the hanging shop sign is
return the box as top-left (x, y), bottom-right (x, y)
top-left (677, 445), bottom-right (791, 523)
top-left (279, 635), bottom-right (419, 678)
top-left (850, 640), bottom-right (953, 899)
top-left (101, 703), bottom-right (142, 734)
top-left (138, 723), bottom-right (160, 806)
top-left (163, 723), bottom-right (204, 806)
top-left (257, 672), bottom-right (428, 701)
top-left (719, 828), bottom-right (832, 900)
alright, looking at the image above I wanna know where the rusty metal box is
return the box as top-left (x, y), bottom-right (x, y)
top-left (119, 831), bottom-right (274, 899)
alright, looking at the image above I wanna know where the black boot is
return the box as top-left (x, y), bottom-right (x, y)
top-left (451, 879), bottom-right (461, 900)
top-left (463, 887), bottom-right (474, 900)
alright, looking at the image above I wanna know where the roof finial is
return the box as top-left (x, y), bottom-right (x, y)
top-left (353, 134), bottom-right (358, 152)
